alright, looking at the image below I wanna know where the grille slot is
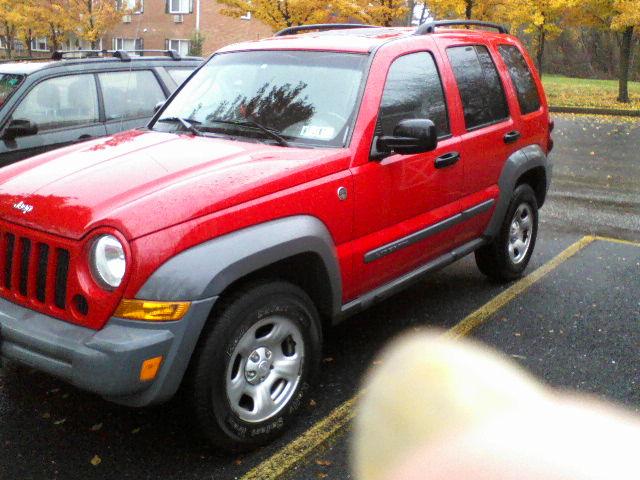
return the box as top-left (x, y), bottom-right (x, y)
top-left (36, 243), bottom-right (49, 302)
top-left (54, 248), bottom-right (70, 309)
top-left (19, 237), bottom-right (31, 296)
top-left (4, 233), bottom-right (15, 289)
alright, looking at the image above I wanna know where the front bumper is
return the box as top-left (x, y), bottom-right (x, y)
top-left (0, 296), bottom-right (216, 406)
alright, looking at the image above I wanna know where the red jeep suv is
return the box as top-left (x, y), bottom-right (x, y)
top-left (0, 21), bottom-right (552, 450)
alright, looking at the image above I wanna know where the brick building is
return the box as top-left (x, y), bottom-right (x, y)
top-left (104, 0), bottom-right (272, 57)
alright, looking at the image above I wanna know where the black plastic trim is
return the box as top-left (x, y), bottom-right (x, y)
top-left (364, 199), bottom-right (495, 263)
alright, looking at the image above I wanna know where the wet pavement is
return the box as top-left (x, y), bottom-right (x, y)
top-left (0, 115), bottom-right (639, 479)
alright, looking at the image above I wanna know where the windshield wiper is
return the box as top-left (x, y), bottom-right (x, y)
top-left (207, 119), bottom-right (290, 147)
top-left (157, 116), bottom-right (202, 136)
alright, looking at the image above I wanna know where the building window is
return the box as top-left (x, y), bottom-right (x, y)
top-left (30, 37), bottom-right (48, 51)
top-left (168, 39), bottom-right (190, 56)
top-left (113, 38), bottom-right (142, 51)
top-left (169, 0), bottom-right (190, 14)
top-left (118, 0), bottom-right (143, 13)
top-left (240, 11), bottom-right (251, 20)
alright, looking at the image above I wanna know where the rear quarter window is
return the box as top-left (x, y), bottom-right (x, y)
top-left (447, 45), bottom-right (509, 130)
top-left (166, 67), bottom-right (194, 87)
top-left (498, 45), bottom-right (541, 115)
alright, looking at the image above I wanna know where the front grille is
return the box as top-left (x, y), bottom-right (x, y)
top-left (0, 231), bottom-right (70, 310)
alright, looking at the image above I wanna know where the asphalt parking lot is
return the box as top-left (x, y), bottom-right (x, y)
top-left (0, 115), bottom-right (639, 479)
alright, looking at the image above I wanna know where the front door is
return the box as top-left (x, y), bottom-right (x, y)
top-left (0, 73), bottom-right (106, 167)
top-left (351, 50), bottom-right (465, 296)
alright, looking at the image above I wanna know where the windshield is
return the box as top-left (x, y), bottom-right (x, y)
top-left (0, 73), bottom-right (25, 107)
top-left (154, 51), bottom-right (369, 147)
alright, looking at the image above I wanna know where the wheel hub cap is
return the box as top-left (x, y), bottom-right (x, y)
top-left (245, 347), bottom-right (273, 385)
top-left (508, 203), bottom-right (533, 264)
top-left (226, 316), bottom-right (305, 423)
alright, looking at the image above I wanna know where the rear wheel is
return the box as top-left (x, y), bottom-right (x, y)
top-left (475, 184), bottom-right (538, 282)
top-left (186, 281), bottom-right (322, 451)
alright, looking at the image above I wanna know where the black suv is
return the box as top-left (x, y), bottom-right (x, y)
top-left (0, 50), bottom-right (202, 166)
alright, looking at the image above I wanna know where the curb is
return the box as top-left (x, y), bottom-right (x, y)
top-left (550, 106), bottom-right (640, 117)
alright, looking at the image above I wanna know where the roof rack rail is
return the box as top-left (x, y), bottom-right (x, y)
top-left (275, 23), bottom-right (379, 37)
top-left (415, 20), bottom-right (508, 35)
top-left (51, 49), bottom-right (183, 61)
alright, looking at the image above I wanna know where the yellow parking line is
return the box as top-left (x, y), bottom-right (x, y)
top-left (448, 235), bottom-right (596, 337)
top-left (240, 235), bottom-right (596, 480)
top-left (592, 235), bottom-right (640, 247)
top-left (241, 397), bottom-right (358, 480)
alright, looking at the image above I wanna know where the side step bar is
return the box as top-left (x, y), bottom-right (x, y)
top-left (337, 238), bottom-right (485, 322)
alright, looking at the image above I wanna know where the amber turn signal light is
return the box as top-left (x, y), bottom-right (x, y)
top-left (114, 299), bottom-right (191, 321)
top-left (140, 356), bottom-right (163, 381)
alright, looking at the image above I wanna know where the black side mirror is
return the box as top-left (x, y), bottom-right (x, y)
top-left (377, 119), bottom-right (438, 156)
top-left (153, 101), bottom-right (165, 114)
top-left (3, 119), bottom-right (38, 140)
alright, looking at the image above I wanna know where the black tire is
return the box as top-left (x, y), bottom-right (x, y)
top-left (475, 184), bottom-right (539, 282)
top-left (185, 280), bottom-right (322, 451)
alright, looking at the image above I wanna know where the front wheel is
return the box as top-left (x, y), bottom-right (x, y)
top-left (185, 281), bottom-right (322, 451)
top-left (475, 184), bottom-right (539, 282)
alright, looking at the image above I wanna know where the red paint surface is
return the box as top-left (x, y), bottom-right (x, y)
top-left (0, 29), bottom-right (549, 329)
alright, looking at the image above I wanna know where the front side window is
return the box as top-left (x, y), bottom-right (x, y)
top-left (378, 52), bottom-right (450, 138)
top-left (498, 45), bottom-right (541, 115)
top-left (447, 45), bottom-right (509, 130)
top-left (0, 73), bottom-right (25, 107)
top-left (98, 70), bottom-right (165, 121)
top-left (154, 50), bottom-right (369, 148)
top-left (12, 74), bottom-right (99, 131)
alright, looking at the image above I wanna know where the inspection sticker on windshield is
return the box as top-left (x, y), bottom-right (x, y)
top-left (300, 125), bottom-right (335, 140)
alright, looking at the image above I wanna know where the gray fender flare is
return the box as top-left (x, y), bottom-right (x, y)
top-left (484, 144), bottom-right (550, 239)
top-left (136, 215), bottom-right (343, 316)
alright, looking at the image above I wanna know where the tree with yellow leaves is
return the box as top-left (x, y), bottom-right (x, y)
top-left (580, 0), bottom-right (639, 102)
top-left (422, 0), bottom-right (507, 22)
top-left (66, 0), bottom-right (125, 49)
top-left (0, 0), bottom-right (27, 58)
top-left (357, 0), bottom-right (408, 27)
top-left (504, 0), bottom-right (578, 74)
top-left (216, 0), bottom-right (363, 31)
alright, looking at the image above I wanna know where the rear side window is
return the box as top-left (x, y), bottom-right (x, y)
top-left (378, 52), bottom-right (450, 138)
top-left (447, 45), bottom-right (509, 130)
top-left (13, 74), bottom-right (99, 131)
top-left (498, 45), bottom-right (541, 115)
top-left (98, 70), bottom-right (165, 121)
top-left (166, 67), bottom-right (194, 87)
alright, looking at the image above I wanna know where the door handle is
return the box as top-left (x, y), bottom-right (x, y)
top-left (434, 151), bottom-right (460, 169)
top-left (504, 130), bottom-right (521, 144)
top-left (77, 134), bottom-right (93, 141)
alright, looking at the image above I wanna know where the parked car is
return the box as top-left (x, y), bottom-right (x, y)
top-left (0, 21), bottom-right (552, 451)
top-left (0, 50), bottom-right (202, 166)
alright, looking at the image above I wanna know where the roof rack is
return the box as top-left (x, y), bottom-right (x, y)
top-left (275, 23), bottom-right (379, 37)
top-left (415, 20), bottom-right (508, 35)
top-left (51, 49), bottom-right (183, 61)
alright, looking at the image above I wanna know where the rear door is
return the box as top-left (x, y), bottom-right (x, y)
top-left (0, 73), bottom-right (106, 167)
top-left (496, 43), bottom-right (548, 150)
top-left (98, 69), bottom-right (167, 135)
top-left (439, 41), bottom-right (520, 239)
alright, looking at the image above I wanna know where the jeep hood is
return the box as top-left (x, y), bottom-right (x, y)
top-left (0, 130), bottom-right (350, 240)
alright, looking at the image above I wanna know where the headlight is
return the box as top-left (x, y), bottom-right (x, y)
top-left (91, 235), bottom-right (126, 289)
